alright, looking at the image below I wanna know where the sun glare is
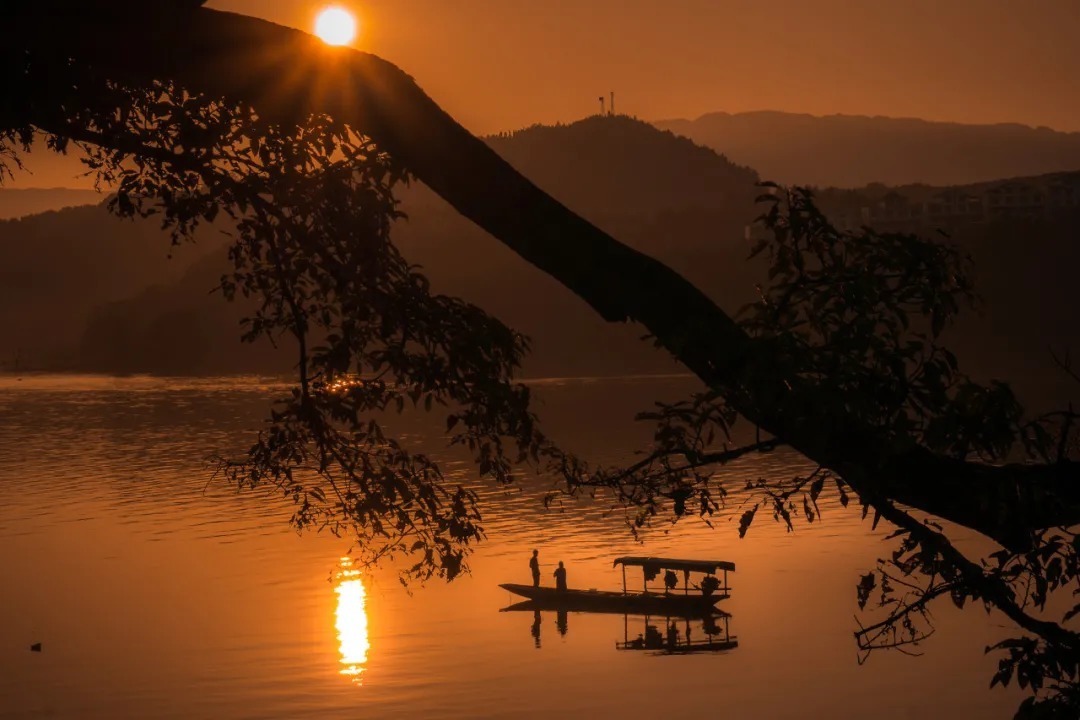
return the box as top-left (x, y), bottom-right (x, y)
top-left (315, 6), bottom-right (358, 46)
top-left (334, 557), bottom-right (370, 683)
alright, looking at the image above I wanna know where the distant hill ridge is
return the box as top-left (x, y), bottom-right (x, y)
top-left (2, 115), bottom-right (1077, 412)
top-left (654, 110), bottom-right (1080, 188)
top-left (483, 115), bottom-right (758, 215)
top-left (0, 187), bottom-right (102, 220)
top-left (66, 116), bottom-right (765, 376)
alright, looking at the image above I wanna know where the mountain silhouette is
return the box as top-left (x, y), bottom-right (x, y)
top-left (0, 188), bottom-right (101, 220)
top-left (485, 115), bottom-right (758, 216)
top-left (1, 115), bottom-right (1077, 410)
top-left (66, 116), bottom-right (761, 378)
top-left (0, 202), bottom-right (221, 369)
top-left (656, 111), bottom-right (1080, 188)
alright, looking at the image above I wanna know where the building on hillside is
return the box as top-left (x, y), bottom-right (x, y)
top-left (758, 173), bottom-right (1080, 240)
top-left (985, 181), bottom-right (1046, 220)
top-left (927, 189), bottom-right (985, 225)
top-left (865, 191), bottom-right (926, 229)
top-left (1046, 173), bottom-right (1080, 209)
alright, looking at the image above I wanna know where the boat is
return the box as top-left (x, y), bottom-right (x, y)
top-left (498, 556), bottom-right (734, 616)
top-left (498, 591), bottom-right (719, 616)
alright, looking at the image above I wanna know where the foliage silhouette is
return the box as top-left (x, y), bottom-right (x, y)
top-left (4, 3), bottom-right (1079, 715)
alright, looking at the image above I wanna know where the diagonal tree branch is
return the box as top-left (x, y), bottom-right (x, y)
top-left (5, 2), bottom-right (1080, 549)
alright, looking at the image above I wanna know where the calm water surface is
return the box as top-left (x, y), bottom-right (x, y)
top-left (0, 375), bottom-right (1024, 719)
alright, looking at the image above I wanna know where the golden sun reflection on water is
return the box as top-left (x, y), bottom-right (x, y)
top-left (334, 557), bottom-right (370, 683)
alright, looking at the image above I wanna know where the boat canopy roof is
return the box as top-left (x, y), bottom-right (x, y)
top-left (613, 556), bottom-right (736, 574)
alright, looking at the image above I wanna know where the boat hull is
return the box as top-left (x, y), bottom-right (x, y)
top-left (498, 583), bottom-right (724, 616)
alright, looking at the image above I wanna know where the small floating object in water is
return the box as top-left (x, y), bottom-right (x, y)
top-left (30, 643), bottom-right (41, 652)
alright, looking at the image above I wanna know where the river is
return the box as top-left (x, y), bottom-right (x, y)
top-left (0, 374), bottom-right (1024, 719)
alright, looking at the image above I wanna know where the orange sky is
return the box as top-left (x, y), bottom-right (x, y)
top-left (211, 0), bottom-right (1080, 134)
top-left (9, 0), bottom-right (1080, 188)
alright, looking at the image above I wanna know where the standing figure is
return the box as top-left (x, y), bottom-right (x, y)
top-left (554, 561), bottom-right (567, 591)
top-left (529, 549), bottom-right (541, 587)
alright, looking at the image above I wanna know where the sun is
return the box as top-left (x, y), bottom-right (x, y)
top-left (315, 6), bottom-right (358, 46)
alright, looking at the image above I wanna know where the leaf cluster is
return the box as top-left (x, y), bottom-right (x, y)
top-left (1, 71), bottom-right (549, 583)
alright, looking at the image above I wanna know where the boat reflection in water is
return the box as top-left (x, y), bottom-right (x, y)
top-left (503, 601), bottom-right (738, 655)
top-left (615, 612), bottom-right (737, 654)
top-left (334, 557), bottom-right (370, 683)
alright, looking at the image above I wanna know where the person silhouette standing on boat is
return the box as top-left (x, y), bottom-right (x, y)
top-left (554, 561), bottom-right (567, 591)
top-left (529, 549), bottom-right (541, 587)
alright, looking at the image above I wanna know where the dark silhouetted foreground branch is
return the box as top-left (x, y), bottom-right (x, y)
top-left (5, 2), bottom-right (1080, 550)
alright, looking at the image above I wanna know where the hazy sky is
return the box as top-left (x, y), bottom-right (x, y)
top-left (209, 0), bottom-right (1080, 134)
top-left (9, 0), bottom-right (1079, 188)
